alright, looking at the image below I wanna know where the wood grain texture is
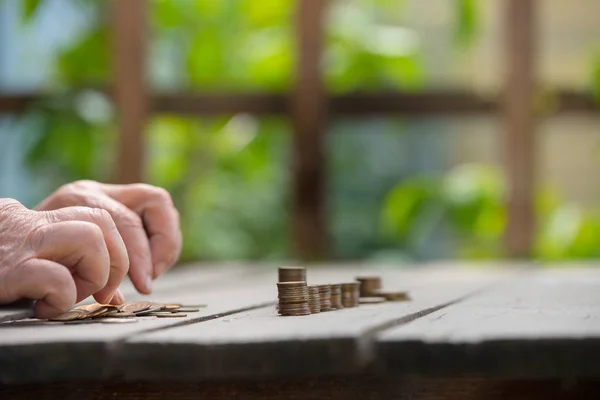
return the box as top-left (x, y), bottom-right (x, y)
top-left (377, 268), bottom-right (600, 378)
top-left (114, 267), bottom-right (512, 380)
top-left (503, 0), bottom-right (536, 257)
top-left (3, 377), bottom-right (600, 400)
top-left (0, 266), bottom-right (275, 384)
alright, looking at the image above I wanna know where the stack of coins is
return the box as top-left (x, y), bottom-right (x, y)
top-left (277, 281), bottom-right (310, 316)
top-left (278, 267), bottom-right (306, 282)
top-left (330, 284), bottom-right (343, 309)
top-left (318, 284), bottom-right (333, 311)
top-left (356, 276), bottom-right (382, 297)
top-left (308, 285), bottom-right (321, 314)
top-left (341, 282), bottom-right (361, 308)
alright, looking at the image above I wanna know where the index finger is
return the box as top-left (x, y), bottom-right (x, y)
top-left (102, 184), bottom-right (182, 278)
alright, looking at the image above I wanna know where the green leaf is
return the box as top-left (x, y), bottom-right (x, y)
top-left (454, 0), bottom-right (479, 48)
top-left (592, 53), bottom-right (600, 105)
top-left (22, 0), bottom-right (42, 22)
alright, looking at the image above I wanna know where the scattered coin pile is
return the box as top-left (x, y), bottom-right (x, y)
top-left (276, 266), bottom-right (410, 317)
top-left (48, 301), bottom-right (205, 323)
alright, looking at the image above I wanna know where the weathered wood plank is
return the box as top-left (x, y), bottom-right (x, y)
top-left (114, 267), bottom-right (513, 380)
top-left (0, 266), bottom-right (275, 384)
top-left (377, 268), bottom-right (600, 378)
top-left (4, 376), bottom-right (600, 400)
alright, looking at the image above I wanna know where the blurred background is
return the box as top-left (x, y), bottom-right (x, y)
top-left (0, 0), bottom-right (599, 265)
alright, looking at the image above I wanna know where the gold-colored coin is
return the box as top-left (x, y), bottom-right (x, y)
top-left (104, 311), bottom-right (136, 318)
top-left (163, 304), bottom-right (182, 310)
top-left (175, 307), bottom-right (201, 313)
top-left (377, 291), bottom-right (411, 301)
top-left (359, 297), bottom-right (387, 305)
top-left (120, 301), bottom-right (151, 314)
top-left (148, 312), bottom-right (187, 318)
top-left (49, 310), bottom-right (87, 322)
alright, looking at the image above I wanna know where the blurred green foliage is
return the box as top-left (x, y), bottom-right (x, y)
top-left (382, 163), bottom-right (600, 261)
top-left (19, 0), bottom-right (425, 262)
top-left (18, 0), bottom-right (600, 263)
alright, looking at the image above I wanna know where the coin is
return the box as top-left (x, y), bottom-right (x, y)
top-left (356, 276), bottom-right (382, 297)
top-left (49, 310), bottom-right (87, 322)
top-left (120, 301), bottom-right (151, 314)
top-left (163, 304), bottom-right (182, 310)
top-left (147, 312), bottom-right (187, 318)
top-left (317, 284), bottom-right (333, 312)
top-left (277, 281), bottom-right (310, 316)
top-left (376, 291), bottom-right (411, 301)
top-left (341, 282), bottom-right (361, 308)
top-left (175, 307), bottom-right (201, 313)
top-left (278, 266), bottom-right (306, 283)
top-left (307, 285), bottom-right (321, 314)
top-left (134, 305), bottom-right (164, 316)
top-left (104, 311), bottom-right (137, 318)
top-left (330, 284), bottom-right (343, 309)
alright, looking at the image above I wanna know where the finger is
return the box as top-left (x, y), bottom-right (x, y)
top-left (2, 258), bottom-right (77, 319)
top-left (44, 207), bottom-right (130, 302)
top-left (70, 195), bottom-right (153, 294)
top-left (30, 220), bottom-right (111, 303)
top-left (102, 184), bottom-right (182, 278)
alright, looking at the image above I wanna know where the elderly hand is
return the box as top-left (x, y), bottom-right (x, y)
top-left (0, 199), bottom-right (129, 318)
top-left (36, 180), bottom-right (182, 295)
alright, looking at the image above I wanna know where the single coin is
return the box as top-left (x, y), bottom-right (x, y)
top-left (135, 306), bottom-right (164, 316)
top-left (148, 312), bottom-right (187, 318)
top-left (359, 297), bottom-right (387, 305)
top-left (174, 307), bottom-right (201, 313)
top-left (81, 307), bottom-right (110, 319)
top-left (163, 304), bottom-right (182, 310)
top-left (180, 304), bottom-right (207, 308)
top-left (120, 301), bottom-right (151, 314)
top-left (49, 310), bottom-right (87, 322)
top-left (377, 291), bottom-right (411, 301)
top-left (104, 311), bottom-right (137, 318)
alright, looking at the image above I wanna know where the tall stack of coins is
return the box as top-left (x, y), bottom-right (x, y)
top-left (277, 282), bottom-right (310, 316)
top-left (318, 284), bottom-right (333, 311)
top-left (356, 276), bottom-right (382, 297)
top-left (341, 282), bottom-right (361, 308)
top-left (330, 283), bottom-right (343, 309)
top-left (308, 285), bottom-right (321, 314)
top-left (278, 267), bottom-right (306, 282)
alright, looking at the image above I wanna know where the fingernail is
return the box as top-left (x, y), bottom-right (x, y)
top-left (145, 275), bottom-right (153, 293)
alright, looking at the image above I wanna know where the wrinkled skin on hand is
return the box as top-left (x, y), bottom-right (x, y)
top-left (0, 199), bottom-right (129, 318)
top-left (36, 180), bottom-right (182, 295)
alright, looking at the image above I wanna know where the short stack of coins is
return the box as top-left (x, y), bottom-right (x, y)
top-left (307, 285), bottom-right (321, 314)
top-left (318, 284), bottom-right (333, 311)
top-left (356, 276), bottom-right (382, 297)
top-left (330, 283), bottom-right (343, 309)
top-left (341, 282), bottom-right (361, 308)
top-left (278, 266), bottom-right (306, 283)
top-left (277, 282), bottom-right (310, 316)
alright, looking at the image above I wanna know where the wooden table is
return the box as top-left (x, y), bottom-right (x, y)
top-left (1, 262), bottom-right (600, 399)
